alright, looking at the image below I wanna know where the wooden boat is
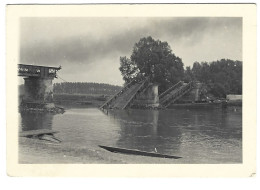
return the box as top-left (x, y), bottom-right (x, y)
top-left (99, 145), bottom-right (182, 159)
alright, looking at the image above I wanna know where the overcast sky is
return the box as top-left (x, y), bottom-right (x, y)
top-left (20, 17), bottom-right (242, 86)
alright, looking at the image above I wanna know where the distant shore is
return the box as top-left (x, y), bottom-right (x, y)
top-left (53, 93), bottom-right (110, 107)
top-left (53, 93), bottom-right (242, 109)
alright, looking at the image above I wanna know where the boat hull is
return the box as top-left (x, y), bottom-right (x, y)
top-left (99, 145), bottom-right (182, 159)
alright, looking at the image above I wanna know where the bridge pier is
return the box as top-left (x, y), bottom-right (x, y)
top-left (18, 64), bottom-right (61, 111)
top-left (132, 83), bottom-right (159, 108)
top-left (23, 77), bottom-right (53, 102)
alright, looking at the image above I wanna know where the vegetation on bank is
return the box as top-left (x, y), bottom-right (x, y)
top-left (183, 59), bottom-right (242, 98)
top-left (19, 83), bottom-right (120, 107)
top-left (119, 36), bottom-right (184, 94)
top-left (53, 82), bottom-right (122, 95)
top-left (52, 83), bottom-right (121, 106)
top-left (53, 93), bottom-right (109, 106)
top-left (119, 36), bottom-right (242, 98)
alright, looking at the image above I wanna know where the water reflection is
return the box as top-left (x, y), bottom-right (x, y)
top-left (107, 109), bottom-right (182, 154)
top-left (19, 107), bottom-right (242, 163)
top-left (107, 108), bottom-right (242, 156)
top-left (20, 112), bottom-right (54, 132)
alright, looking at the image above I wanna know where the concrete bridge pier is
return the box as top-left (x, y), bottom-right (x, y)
top-left (132, 83), bottom-right (159, 108)
top-left (18, 64), bottom-right (61, 110)
top-left (23, 77), bottom-right (54, 102)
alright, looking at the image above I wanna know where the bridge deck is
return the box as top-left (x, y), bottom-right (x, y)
top-left (18, 64), bottom-right (61, 78)
top-left (100, 78), bottom-right (149, 109)
top-left (109, 82), bottom-right (143, 109)
top-left (160, 81), bottom-right (194, 107)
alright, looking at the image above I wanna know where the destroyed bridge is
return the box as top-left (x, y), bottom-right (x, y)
top-left (18, 64), bottom-right (201, 109)
top-left (18, 64), bottom-right (61, 103)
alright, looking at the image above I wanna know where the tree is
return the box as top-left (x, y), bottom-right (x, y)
top-left (184, 59), bottom-right (242, 98)
top-left (183, 66), bottom-right (194, 82)
top-left (119, 36), bottom-right (184, 93)
top-left (119, 56), bottom-right (139, 84)
top-left (53, 82), bottom-right (122, 95)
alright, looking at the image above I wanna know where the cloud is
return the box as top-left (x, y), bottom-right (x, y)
top-left (20, 17), bottom-right (242, 64)
top-left (20, 17), bottom-right (242, 84)
top-left (20, 18), bottom-right (150, 67)
top-left (149, 17), bottom-right (242, 45)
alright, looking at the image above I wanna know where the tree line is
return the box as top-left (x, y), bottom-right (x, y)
top-left (183, 59), bottom-right (242, 98)
top-left (53, 82), bottom-right (122, 95)
top-left (119, 36), bottom-right (242, 98)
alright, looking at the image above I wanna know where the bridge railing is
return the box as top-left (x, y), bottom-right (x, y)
top-left (18, 64), bottom-right (41, 77)
top-left (122, 77), bottom-right (150, 109)
top-left (18, 64), bottom-right (61, 78)
top-left (99, 77), bottom-right (144, 109)
top-left (163, 81), bottom-right (195, 107)
top-left (159, 81), bottom-right (184, 100)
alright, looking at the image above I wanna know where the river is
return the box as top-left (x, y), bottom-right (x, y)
top-left (19, 106), bottom-right (242, 164)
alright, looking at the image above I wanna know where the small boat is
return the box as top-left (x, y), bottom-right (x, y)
top-left (99, 145), bottom-right (182, 159)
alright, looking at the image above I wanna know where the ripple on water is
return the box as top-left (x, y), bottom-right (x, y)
top-left (19, 107), bottom-right (242, 163)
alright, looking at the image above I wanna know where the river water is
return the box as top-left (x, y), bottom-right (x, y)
top-left (19, 106), bottom-right (242, 163)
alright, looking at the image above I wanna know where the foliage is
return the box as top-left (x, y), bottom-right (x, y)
top-left (53, 82), bottom-right (122, 95)
top-left (184, 59), bottom-right (242, 98)
top-left (119, 56), bottom-right (139, 84)
top-left (119, 36), bottom-right (184, 93)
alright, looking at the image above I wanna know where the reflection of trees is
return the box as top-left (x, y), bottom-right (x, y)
top-left (20, 112), bottom-right (54, 131)
top-left (108, 108), bottom-right (241, 155)
top-left (171, 108), bottom-right (242, 149)
top-left (109, 109), bottom-right (182, 154)
top-left (190, 108), bottom-right (242, 140)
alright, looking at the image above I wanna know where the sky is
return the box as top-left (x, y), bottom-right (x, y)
top-left (20, 17), bottom-right (242, 86)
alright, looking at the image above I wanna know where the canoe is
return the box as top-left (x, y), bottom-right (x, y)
top-left (99, 145), bottom-right (182, 159)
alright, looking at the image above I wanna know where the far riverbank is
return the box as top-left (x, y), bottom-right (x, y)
top-left (53, 93), bottom-right (242, 109)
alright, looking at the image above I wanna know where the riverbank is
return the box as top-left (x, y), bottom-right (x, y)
top-left (19, 137), bottom-right (184, 164)
top-left (19, 107), bottom-right (242, 164)
top-left (53, 93), bottom-right (242, 109)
